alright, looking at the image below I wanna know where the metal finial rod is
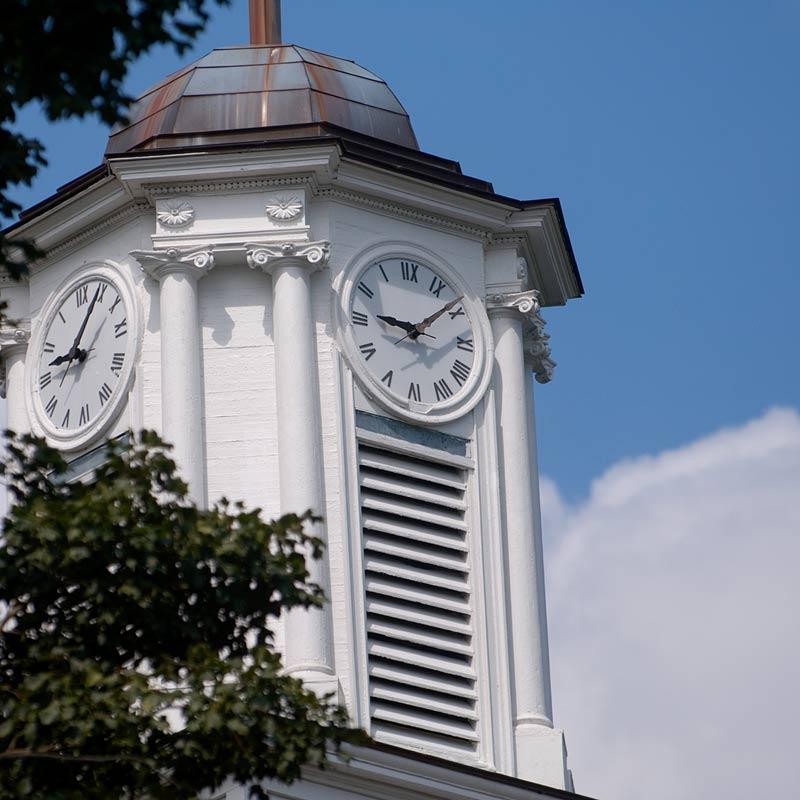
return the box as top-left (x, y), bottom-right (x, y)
top-left (249, 0), bottom-right (281, 44)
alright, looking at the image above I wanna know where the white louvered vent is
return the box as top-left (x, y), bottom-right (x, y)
top-left (357, 426), bottom-right (478, 754)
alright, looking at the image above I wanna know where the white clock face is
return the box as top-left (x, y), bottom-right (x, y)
top-left (349, 258), bottom-right (476, 406)
top-left (33, 273), bottom-right (133, 441)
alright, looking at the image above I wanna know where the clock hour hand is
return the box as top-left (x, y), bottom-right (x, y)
top-left (377, 314), bottom-right (437, 344)
top-left (376, 314), bottom-right (416, 333)
top-left (48, 353), bottom-right (72, 366)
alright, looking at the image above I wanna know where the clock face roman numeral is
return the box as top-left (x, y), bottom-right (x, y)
top-left (378, 264), bottom-right (389, 281)
top-left (352, 310), bottom-right (369, 327)
top-left (110, 352), bottom-right (125, 375)
top-left (43, 341), bottom-right (55, 353)
top-left (113, 318), bottom-right (127, 338)
top-left (428, 276), bottom-right (447, 297)
top-left (450, 359), bottom-right (471, 386)
top-left (401, 261), bottom-right (419, 282)
top-left (358, 281), bottom-right (374, 300)
top-left (44, 396), bottom-right (57, 418)
top-left (407, 382), bottom-right (421, 402)
top-left (456, 335), bottom-right (474, 352)
top-left (359, 342), bottom-right (377, 361)
top-left (75, 285), bottom-right (89, 307)
top-left (97, 282), bottom-right (108, 303)
top-left (109, 294), bottom-right (122, 314)
top-left (448, 306), bottom-right (465, 320)
top-left (39, 372), bottom-right (52, 390)
top-left (380, 370), bottom-right (393, 387)
top-left (98, 382), bottom-right (112, 406)
top-left (79, 404), bottom-right (90, 426)
top-left (433, 378), bottom-right (453, 401)
top-left (61, 409), bottom-right (70, 428)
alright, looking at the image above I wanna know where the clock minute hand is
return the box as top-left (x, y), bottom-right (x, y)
top-left (59, 284), bottom-right (102, 387)
top-left (69, 284), bottom-right (102, 355)
top-left (414, 295), bottom-right (464, 334)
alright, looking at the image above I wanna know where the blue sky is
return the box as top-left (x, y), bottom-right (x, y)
top-left (9, 0), bottom-right (799, 501)
top-left (6, 3), bottom-right (800, 798)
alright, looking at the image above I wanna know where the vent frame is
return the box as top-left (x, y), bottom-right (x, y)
top-left (354, 416), bottom-right (489, 761)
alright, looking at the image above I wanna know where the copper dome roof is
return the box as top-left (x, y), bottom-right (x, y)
top-left (106, 45), bottom-right (419, 155)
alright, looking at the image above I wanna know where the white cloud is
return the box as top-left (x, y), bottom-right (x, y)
top-left (544, 407), bottom-right (800, 800)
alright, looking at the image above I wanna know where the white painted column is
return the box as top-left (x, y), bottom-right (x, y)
top-left (488, 290), bottom-right (567, 788)
top-left (0, 328), bottom-right (30, 434)
top-left (131, 248), bottom-right (214, 506)
top-left (246, 241), bottom-right (337, 694)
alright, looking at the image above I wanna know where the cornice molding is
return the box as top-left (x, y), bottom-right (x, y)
top-left (486, 290), bottom-right (555, 383)
top-left (245, 240), bottom-right (330, 274)
top-left (486, 233), bottom-right (527, 250)
top-left (34, 200), bottom-right (151, 268)
top-left (131, 246), bottom-right (215, 281)
top-left (315, 185), bottom-right (492, 241)
top-left (143, 174), bottom-right (318, 199)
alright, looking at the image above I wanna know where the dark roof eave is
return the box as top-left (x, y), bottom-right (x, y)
top-left (4, 163), bottom-right (110, 236)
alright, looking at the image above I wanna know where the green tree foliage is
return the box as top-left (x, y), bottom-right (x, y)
top-left (0, 431), bottom-right (358, 799)
top-left (0, 1), bottom-right (230, 277)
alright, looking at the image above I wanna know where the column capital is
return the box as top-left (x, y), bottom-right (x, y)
top-left (245, 240), bottom-right (330, 275)
top-left (0, 325), bottom-right (30, 357)
top-left (131, 247), bottom-right (215, 281)
top-left (486, 289), bottom-right (541, 319)
top-left (0, 326), bottom-right (29, 400)
top-left (487, 291), bottom-right (555, 383)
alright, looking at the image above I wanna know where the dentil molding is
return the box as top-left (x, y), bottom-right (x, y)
top-left (486, 290), bottom-right (555, 383)
top-left (245, 240), bottom-right (330, 273)
top-left (131, 246), bottom-right (215, 280)
top-left (143, 174), bottom-right (317, 199)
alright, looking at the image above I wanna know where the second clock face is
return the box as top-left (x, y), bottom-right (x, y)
top-left (349, 258), bottom-right (476, 406)
top-left (34, 274), bottom-right (132, 437)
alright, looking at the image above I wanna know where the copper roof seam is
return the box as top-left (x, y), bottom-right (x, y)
top-left (113, 87), bottom-right (412, 135)
top-left (187, 59), bottom-right (389, 84)
top-left (120, 68), bottom-right (395, 131)
top-left (109, 95), bottom-right (189, 134)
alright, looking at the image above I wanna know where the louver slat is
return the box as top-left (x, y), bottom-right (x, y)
top-left (361, 514), bottom-right (468, 551)
top-left (365, 597), bottom-right (472, 635)
top-left (364, 575), bottom-right (471, 615)
top-left (357, 430), bottom-right (478, 753)
top-left (368, 662), bottom-right (477, 700)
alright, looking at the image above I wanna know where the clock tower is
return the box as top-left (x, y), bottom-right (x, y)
top-left (1, 3), bottom-right (585, 798)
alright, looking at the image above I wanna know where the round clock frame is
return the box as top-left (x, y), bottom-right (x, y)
top-left (333, 241), bottom-right (494, 425)
top-left (26, 262), bottom-right (141, 451)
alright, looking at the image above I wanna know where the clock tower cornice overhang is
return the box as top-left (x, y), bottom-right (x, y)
top-left (9, 128), bottom-right (582, 305)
